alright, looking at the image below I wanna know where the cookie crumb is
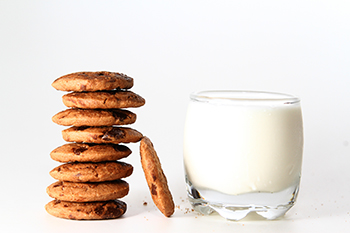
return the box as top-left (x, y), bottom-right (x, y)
top-left (143, 202), bottom-right (148, 206)
top-left (184, 208), bottom-right (192, 214)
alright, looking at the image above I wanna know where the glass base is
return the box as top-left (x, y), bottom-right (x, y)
top-left (186, 180), bottom-right (299, 220)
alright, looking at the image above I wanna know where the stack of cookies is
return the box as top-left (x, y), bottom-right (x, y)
top-left (46, 71), bottom-right (145, 220)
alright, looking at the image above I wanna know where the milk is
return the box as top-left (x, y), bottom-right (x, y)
top-left (183, 93), bottom-right (303, 196)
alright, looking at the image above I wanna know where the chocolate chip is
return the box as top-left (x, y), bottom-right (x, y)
top-left (94, 206), bottom-right (104, 216)
top-left (113, 145), bottom-right (128, 152)
top-left (111, 110), bottom-right (128, 120)
top-left (107, 206), bottom-right (122, 217)
top-left (152, 174), bottom-right (157, 181)
top-left (101, 127), bottom-right (125, 141)
top-left (72, 147), bottom-right (88, 155)
top-left (151, 184), bottom-right (157, 196)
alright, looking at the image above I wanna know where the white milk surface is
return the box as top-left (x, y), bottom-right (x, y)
top-left (183, 100), bottom-right (303, 195)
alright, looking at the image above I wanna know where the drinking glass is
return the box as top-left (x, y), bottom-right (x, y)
top-left (183, 90), bottom-right (303, 220)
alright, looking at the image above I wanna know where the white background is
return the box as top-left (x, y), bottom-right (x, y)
top-left (1, 0), bottom-right (349, 232)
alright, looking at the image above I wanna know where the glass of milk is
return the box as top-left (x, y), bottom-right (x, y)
top-left (183, 90), bottom-right (303, 220)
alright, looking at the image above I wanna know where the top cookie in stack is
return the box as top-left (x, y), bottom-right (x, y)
top-left (46, 71), bottom-right (145, 220)
top-left (52, 71), bottom-right (134, 92)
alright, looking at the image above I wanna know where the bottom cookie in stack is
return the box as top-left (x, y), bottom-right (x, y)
top-left (46, 143), bottom-right (133, 220)
top-left (45, 200), bottom-right (127, 220)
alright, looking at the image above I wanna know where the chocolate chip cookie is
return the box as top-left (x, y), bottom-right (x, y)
top-left (52, 71), bottom-right (133, 92)
top-left (52, 108), bottom-right (137, 126)
top-left (45, 200), bottom-right (127, 220)
top-left (50, 161), bottom-right (133, 182)
top-left (62, 126), bottom-right (143, 144)
top-left (140, 136), bottom-right (175, 217)
top-left (50, 143), bottom-right (132, 163)
top-left (62, 90), bottom-right (145, 109)
top-left (47, 180), bottom-right (129, 202)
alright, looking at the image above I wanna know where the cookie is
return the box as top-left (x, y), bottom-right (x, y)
top-left (62, 90), bottom-right (145, 109)
top-left (140, 136), bottom-right (175, 217)
top-left (62, 126), bottom-right (143, 144)
top-left (50, 161), bottom-right (133, 182)
top-left (50, 143), bottom-right (131, 163)
top-left (52, 71), bottom-right (133, 92)
top-left (47, 180), bottom-right (129, 202)
top-left (52, 108), bottom-right (137, 126)
top-left (45, 200), bottom-right (127, 220)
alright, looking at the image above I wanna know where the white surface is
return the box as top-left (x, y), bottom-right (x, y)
top-left (0, 1), bottom-right (349, 232)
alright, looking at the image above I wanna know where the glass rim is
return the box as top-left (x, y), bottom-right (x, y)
top-left (190, 90), bottom-right (300, 104)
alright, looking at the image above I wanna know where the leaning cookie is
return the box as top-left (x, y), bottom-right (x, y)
top-left (140, 136), bottom-right (175, 217)
top-left (50, 161), bottom-right (133, 182)
top-left (45, 200), bottom-right (127, 220)
top-left (52, 71), bottom-right (133, 92)
top-left (62, 126), bottom-right (143, 144)
top-left (62, 90), bottom-right (145, 109)
top-left (52, 108), bottom-right (137, 126)
top-left (50, 143), bottom-right (131, 163)
top-left (47, 180), bottom-right (129, 202)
